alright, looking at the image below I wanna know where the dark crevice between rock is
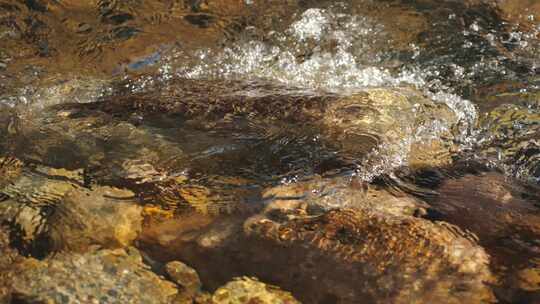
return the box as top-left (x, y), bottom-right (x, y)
top-left (102, 13), bottom-right (134, 25)
top-left (2, 219), bottom-right (52, 260)
top-left (184, 14), bottom-right (216, 28)
top-left (24, 0), bottom-right (47, 12)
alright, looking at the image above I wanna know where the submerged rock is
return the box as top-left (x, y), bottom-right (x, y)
top-left (243, 208), bottom-right (495, 303)
top-left (318, 88), bottom-right (460, 179)
top-left (477, 103), bottom-right (540, 183)
top-left (69, 78), bottom-right (462, 179)
top-left (416, 171), bottom-right (540, 302)
top-left (4, 78), bottom-right (467, 218)
top-left (9, 108), bottom-right (185, 180)
top-left (516, 266), bottom-right (540, 292)
top-left (260, 175), bottom-right (428, 217)
top-left (0, 199), bottom-right (45, 255)
top-left (141, 176), bottom-right (495, 304)
top-left (0, 156), bottom-right (24, 188)
top-left (46, 186), bottom-right (142, 252)
top-left (0, 158), bottom-right (84, 256)
top-left (428, 172), bottom-right (540, 241)
top-left (0, 158), bottom-right (143, 256)
top-left (0, 161), bottom-right (83, 207)
top-left (165, 260), bottom-right (202, 295)
top-left (142, 175), bottom-right (260, 216)
top-left (10, 247), bottom-right (179, 303)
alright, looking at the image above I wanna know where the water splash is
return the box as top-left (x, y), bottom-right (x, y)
top-left (174, 8), bottom-right (397, 90)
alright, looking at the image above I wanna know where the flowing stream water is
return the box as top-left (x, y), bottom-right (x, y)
top-left (0, 0), bottom-right (539, 303)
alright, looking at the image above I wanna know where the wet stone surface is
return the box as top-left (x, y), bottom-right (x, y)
top-left (0, 0), bottom-right (540, 303)
top-left (209, 277), bottom-right (300, 304)
top-left (0, 227), bottom-right (22, 303)
top-left (140, 176), bottom-right (496, 303)
top-left (165, 260), bottom-right (202, 295)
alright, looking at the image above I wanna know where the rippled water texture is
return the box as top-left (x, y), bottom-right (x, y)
top-left (1, 0), bottom-right (540, 303)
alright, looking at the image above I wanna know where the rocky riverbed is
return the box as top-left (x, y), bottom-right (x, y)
top-left (1, 0), bottom-right (540, 303)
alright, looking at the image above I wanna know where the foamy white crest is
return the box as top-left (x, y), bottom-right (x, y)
top-left (290, 8), bottom-right (329, 41)
top-left (176, 8), bottom-right (394, 90)
top-left (354, 135), bottom-right (412, 182)
top-left (354, 93), bottom-right (475, 182)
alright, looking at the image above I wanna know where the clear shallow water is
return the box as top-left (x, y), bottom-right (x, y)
top-left (1, 0), bottom-right (540, 303)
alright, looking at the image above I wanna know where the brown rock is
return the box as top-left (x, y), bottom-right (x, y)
top-left (242, 207), bottom-right (494, 304)
top-left (166, 260), bottom-right (202, 294)
top-left (1, 169), bottom-right (144, 255)
top-left (141, 177), bottom-right (495, 304)
top-left (10, 247), bottom-right (179, 303)
top-left (517, 267), bottom-right (540, 291)
top-left (496, 0), bottom-right (540, 25)
top-left (47, 186), bottom-right (142, 252)
top-left (211, 277), bottom-right (300, 304)
top-left (0, 227), bottom-right (23, 303)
